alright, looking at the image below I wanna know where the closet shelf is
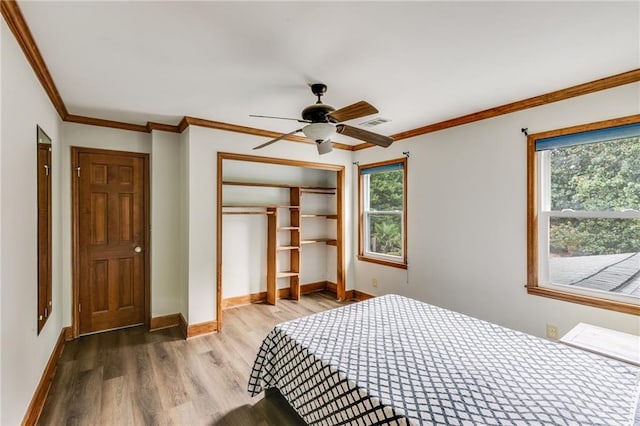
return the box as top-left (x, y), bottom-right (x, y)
top-left (301, 238), bottom-right (337, 245)
top-left (301, 213), bottom-right (338, 219)
top-left (224, 173), bottom-right (339, 306)
top-left (222, 205), bottom-right (276, 215)
top-left (222, 211), bottom-right (273, 215)
top-left (223, 181), bottom-right (293, 189)
top-left (223, 204), bottom-right (277, 208)
top-left (223, 180), bottom-right (336, 191)
top-left (223, 204), bottom-right (299, 210)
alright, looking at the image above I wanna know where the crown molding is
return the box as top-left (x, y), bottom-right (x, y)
top-left (184, 116), bottom-right (310, 142)
top-left (1, 0), bottom-right (68, 119)
top-left (0, 0), bottom-right (355, 150)
top-left (4, 0), bottom-right (638, 152)
top-left (62, 113), bottom-right (356, 151)
top-left (65, 114), bottom-right (149, 133)
top-left (147, 121), bottom-right (181, 133)
top-left (353, 68), bottom-right (640, 150)
top-left (183, 116), bottom-right (354, 151)
top-left (178, 116), bottom-right (190, 133)
top-left (66, 114), bottom-right (183, 134)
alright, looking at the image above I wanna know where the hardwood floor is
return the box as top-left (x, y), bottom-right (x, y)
top-left (38, 291), bottom-right (353, 425)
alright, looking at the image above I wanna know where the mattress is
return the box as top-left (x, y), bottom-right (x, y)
top-left (248, 294), bottom-right (640, 425)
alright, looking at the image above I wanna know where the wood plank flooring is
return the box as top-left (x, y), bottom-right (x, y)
top-left (38, 291), bottom-right (353, 425)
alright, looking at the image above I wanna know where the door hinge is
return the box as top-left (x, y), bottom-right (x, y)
top-left (78, 303), bottom-right (81, 313)
top-left (44, 308), bottom-right (48, 318)
top-left (76, 167), bottom-right (81, 177)
top-left (44, 165), bottom-right (49, 176)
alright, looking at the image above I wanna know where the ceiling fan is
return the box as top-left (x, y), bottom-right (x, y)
top-left (251, 83), bottom-right (393, 155)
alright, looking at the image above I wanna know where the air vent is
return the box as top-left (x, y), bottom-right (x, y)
top-left (359, 117), bottom-right (391, 128)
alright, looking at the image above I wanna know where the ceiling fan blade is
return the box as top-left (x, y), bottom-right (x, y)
top-left (253, 128), bottom-right (303, 150)
top-left (250, 114), bottom-right (310, 123)
top-left (336, 124), bottom-right (393, 148)
top-left (327, 101), bottom-right (378, 123)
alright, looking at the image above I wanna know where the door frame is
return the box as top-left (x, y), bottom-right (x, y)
top-left (216, 152), bottom-right (346, 331)
top-left (71, 146), bottom-right (151, 338)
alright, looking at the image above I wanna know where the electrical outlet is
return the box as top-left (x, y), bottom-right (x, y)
top-left (546, 324), bottom-right (559, 340)
top-left (372, 278), bottom-right (378, 288)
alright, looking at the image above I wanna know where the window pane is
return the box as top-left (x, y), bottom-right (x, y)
top-left (369, 169), bottom-right (403, 211)
top-left (550, 137), bottom-right (639, 211)
top-left (549, 217), bottom-right (640, 298)
top-left (368, 214), bottom-right (402, 256)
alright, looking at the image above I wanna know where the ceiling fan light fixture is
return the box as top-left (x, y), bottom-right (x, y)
top-left (251, 84), bottom-right (391, 153)
top-left (316, 139), bottom-right (333, 155)
top-left (302, 122), bottom-right (335, 143)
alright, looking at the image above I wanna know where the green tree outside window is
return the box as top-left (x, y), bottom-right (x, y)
top-left (549, 137), bottom-right (640, 256)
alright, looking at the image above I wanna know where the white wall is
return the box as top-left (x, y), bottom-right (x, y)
top-left (185, 126), bottom-right (354, 324)
top-left (150, 130), bottom-right (184, 317)
top-left (354, 83), bottom-right (640, 338)
top-left (0, 20), bottom-right (63, 425)
top-left (59, 122), bottom-right (151, 326)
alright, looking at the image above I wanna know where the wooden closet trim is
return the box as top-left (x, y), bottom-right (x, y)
top-left (216, 152), bottom-right (346, 330)
top-left (219, 152), bottom-right (347, 171)
top-left (216, 153), bottom-right (224, 330)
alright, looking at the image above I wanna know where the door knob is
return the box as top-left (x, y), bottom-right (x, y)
top-left (134, 246), bottom-right (142, 253)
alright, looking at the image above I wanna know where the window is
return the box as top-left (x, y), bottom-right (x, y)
top-left (358, 158), bottom-right (407, 268)
top-left (527, 117), bottom-right (640, 315)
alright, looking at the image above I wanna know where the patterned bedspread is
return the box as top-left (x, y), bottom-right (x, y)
top-left (248, 294), bottom-right (640, 425)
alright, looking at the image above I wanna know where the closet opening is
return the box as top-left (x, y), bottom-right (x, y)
top-left (216, 152), bottom-right (345, 329)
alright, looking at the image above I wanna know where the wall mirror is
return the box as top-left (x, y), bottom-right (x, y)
top-left (37, 125), bottom-right (52, 334)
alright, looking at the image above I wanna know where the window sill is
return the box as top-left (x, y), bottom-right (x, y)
top-left (358, 255), bottom-right (407, 270)
top-left (526, 285), bottom-right (639, 316)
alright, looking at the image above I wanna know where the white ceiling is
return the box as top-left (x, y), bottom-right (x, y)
top-left (19, 1), bottom-right (640, 144)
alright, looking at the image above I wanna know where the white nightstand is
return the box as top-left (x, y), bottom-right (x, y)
top-left (560, 322), bottom-right (640, 367)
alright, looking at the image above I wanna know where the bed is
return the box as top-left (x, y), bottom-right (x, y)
top-left (248, 294), bottom-right (640, 425)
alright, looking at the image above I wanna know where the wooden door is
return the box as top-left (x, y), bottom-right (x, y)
top-left (75, 148), bottom-right (148, 335)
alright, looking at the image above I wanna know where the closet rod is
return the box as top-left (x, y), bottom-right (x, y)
top-left (301, 190), bottom-right (336, 195)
